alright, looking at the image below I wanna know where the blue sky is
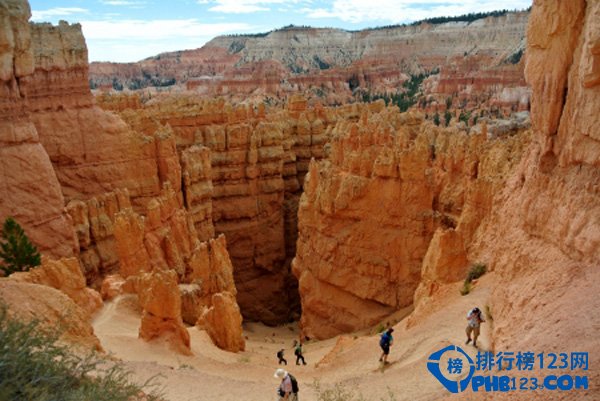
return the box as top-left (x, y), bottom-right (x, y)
top-left (29, 0), bottom-right (532, 63)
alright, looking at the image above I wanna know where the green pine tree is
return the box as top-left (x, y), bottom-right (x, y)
top-left (444, 110), bottom-right (452, 127)
top-left (0, 217), bottom-right (41, 276)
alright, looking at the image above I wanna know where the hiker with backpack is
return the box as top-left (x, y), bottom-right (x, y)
top-left (294, 341), bottom-right (307, 365)
top-left (379, 328), bottom-right (394, 364)
top-left (277, 348), bottom-right (287, 365)
top-left (274, 368), bottom-right (299, 400)
top-left (466, 307), bottom-right (485, 347)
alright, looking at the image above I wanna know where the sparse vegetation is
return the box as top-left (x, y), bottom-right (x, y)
top-left (485, 305), bottom-right (494, 322)
top-left (314, 380), bottom-right (366, 401)
top-left (411, 9), bottom-right (513, 26)
top-left (0, 306), bottom-right (163, 400)
top-left (445, 96), bottom-right (453, 109)
top-left (228, 40), bottom-right (245, 54)
top-left (460, 263), bottom-right (487, 296)
top-left (459, 111), bottom-right (471, 125)
top-left (314, 380), bottom-right (397, 401)
top-left (0, 217), bottom-right (41, 277)
top-left (460, 281), bottom-right (473, 296)
top-left (358, 70), bottom-right (439, 112)
top-left (313, 55), bottom-right (331, 70)
top-left (506, 48), bottom-right (524, 64)
top-left (466, 263), bottom-right (487, 283)
top-left (112, 78), bottom-right (123, 91)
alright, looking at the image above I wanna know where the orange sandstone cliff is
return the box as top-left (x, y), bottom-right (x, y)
top-left (0, 0), bottom-right (77, 258)
top-left (292, 108), bottom-right (529, 339)
top-left (471, 0), bottom-right (600, 365)
top-left (0, 0), bottom-right (247, 353)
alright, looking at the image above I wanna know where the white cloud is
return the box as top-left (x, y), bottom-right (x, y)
top-left (100, 1), bottom-right (146, 6)
top-left (80, 19), bottom-right (256, 62)
top-left (302, 0), bottom-right (532, 24)
top-left (31, 7), bottom-right (88, 21)
top-left (202, 0), bottom-right (300, 14)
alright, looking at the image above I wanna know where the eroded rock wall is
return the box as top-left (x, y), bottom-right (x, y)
top-left (95, 93), bottom-right (379, 323)
top-left (0, 1), bottom-right (77, 258)
top-left (25, 21), bottom-right (176, 209)
top-left (292, 108), bottom-right (529, 339)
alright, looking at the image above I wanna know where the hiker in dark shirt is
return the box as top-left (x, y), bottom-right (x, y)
top-left (379, 328), bottom-right (394, 364)
top-left (294, 342), bottom-right (307, 365)
top-left (277, 348), bottom-right (287, 365)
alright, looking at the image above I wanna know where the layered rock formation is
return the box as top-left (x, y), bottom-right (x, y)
top-left (0, 0), bottom-right (77, 258)
top-left (93, 95), bottom-right (331, 322)
top-left (94, 93), bottom-right (382, 323)
top-left (26, 21), bottom-right (173, 209)
top-left (90, 12), bottom-right (529, 110)
top-left (469, 0), bottom-right (600, 364)
top-left (292, 108), bottom-right (529, 339)
top-left (66, 189), bottom-right (132, 286)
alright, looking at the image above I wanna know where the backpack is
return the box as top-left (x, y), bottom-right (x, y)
top-left (294, 346), bottom-right (301, 356)
top-left (288, 374), bottom-right (299, 393)
top-left (380, 332), bottom-right (390, 347)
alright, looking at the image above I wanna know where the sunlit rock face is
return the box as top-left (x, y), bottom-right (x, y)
top-left (292, 107), bottom-right (529, 339)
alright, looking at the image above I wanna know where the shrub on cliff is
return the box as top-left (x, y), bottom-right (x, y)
top-left (460, 263), bottom-right (487, 295)
top-left (0, 217), bottom-right (41, 277)
top-left (0, 306), bottom-right (163, 401)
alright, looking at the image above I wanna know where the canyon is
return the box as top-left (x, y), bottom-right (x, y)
top-left (0, 0), bottom-right (599, 400)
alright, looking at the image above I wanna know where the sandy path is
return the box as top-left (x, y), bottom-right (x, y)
top-left (92, 276), bottom-right (494, 401)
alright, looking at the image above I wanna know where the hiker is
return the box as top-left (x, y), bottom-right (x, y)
top-left (466, 307), bottom-right (485, 347)
top-left (379, 328), bottom-right (394, 364)
top-left (274, 368), bottom-right (299, 400)
top-left (294, 342), bottom-right (307, 365)
top-left (277, 348), bottom-right (287, 365)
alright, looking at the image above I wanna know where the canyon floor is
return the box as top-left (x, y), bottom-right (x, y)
top-left (93, 275), bottom-right (493, 401)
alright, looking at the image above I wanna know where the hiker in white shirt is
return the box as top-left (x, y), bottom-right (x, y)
top-left (465, 307), bottom-right (485, 347)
